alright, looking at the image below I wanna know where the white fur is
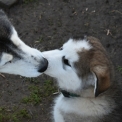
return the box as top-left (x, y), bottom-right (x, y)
top-left (11, 27), bottom-right (25, 47)
top-left (11, 27), bottom-right (44, 60)
top-left (43, 49), bottom-right (82, 91)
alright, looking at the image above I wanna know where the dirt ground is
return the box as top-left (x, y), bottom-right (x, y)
top-left (0, 0), bottom-right (122, 122)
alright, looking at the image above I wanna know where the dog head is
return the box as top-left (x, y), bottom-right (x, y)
top-left (0, 10), bottom-right (48, 77)
top-left (43, 36), bottom-right (113, 97)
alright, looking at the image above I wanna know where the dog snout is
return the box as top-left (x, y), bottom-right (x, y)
top-left (38, 58), bottom-right (48, 73)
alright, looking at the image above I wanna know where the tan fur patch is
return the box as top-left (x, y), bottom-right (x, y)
top-left (74, 36), bottom-right (114, 97)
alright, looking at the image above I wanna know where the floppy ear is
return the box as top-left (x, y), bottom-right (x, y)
top-left (91, 66), bottom-right (111, 97)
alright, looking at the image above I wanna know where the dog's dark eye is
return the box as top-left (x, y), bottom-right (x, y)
top-left (62, 56), bottom-right (71, 67)
top-left (5, 61), bottom-right (12, 65)
top-left (59, 47), bottom-right (63, 50)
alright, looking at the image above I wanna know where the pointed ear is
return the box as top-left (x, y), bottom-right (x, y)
top-left (91, 66), bottom-right (111, 97)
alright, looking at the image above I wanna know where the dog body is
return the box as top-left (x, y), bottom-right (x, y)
top-left (0, 10), bottom-right (48, 77)
top-left (43, 37), bottom-right (122, 122)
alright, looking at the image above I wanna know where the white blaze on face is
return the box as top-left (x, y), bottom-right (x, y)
top-left (43, 38), bottom-right (92, 91)
top-left (10, 27), bottom-right (25, 47)
top-left (10, 27), bottom-right (44, 59)
top-left (62, 38), bottom-right (92, 62)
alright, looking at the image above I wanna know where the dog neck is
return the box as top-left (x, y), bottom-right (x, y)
top-left (60, 87), bottom-right (95, 98)
top-left (60, 89), bottom-right (80, 98)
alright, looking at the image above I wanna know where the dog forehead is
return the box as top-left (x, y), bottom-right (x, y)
top-left (62, 38), bottom-right (92, 61)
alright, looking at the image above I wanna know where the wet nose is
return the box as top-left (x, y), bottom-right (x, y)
top-left (38, 58), bottom-right (48, 72)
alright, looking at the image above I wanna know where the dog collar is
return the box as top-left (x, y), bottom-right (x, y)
top-left (60, 90), bottom-right (80, 98)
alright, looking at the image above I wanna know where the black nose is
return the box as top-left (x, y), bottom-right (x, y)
top-left (38, 58), bottom-right (48, 72)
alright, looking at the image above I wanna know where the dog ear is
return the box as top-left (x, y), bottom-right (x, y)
top-left (91, 66), bottom-right (111, 97)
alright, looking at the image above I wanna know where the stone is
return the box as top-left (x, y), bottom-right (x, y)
top-left (0, 0), bottom-right (18, 8)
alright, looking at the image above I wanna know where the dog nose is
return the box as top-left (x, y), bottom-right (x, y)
top-left (38, 58), bottom-right (48, 72)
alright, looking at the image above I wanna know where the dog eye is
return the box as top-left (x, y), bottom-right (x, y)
top-left (5, 61), bottom-right (12, 65)
top-left (62, 56), bottom-right (71, 67)
top-left (59, 47), bottom-right (63, 50)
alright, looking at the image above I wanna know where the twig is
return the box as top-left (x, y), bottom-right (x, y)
top-left (111, 10), bottom-right (122, 15)
top-left (0, 73), bottom-right (5, 78)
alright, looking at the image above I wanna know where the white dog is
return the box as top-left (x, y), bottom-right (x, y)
top-left (0, 10), bottom-right (48, 77)
top-left (43, 36), bottom-right (122, 122)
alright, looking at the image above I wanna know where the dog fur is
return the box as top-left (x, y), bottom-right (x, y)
top-left (43, 36), bottom-right (122, 122)
top-left (0, 10), bottom-right (48, 77)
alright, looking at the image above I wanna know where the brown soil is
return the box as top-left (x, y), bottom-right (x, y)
top-left (0, 0), bottom-right (122, 122)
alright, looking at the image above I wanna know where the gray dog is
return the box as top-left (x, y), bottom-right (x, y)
top-left (0, 10), bottom-right (48, 77)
